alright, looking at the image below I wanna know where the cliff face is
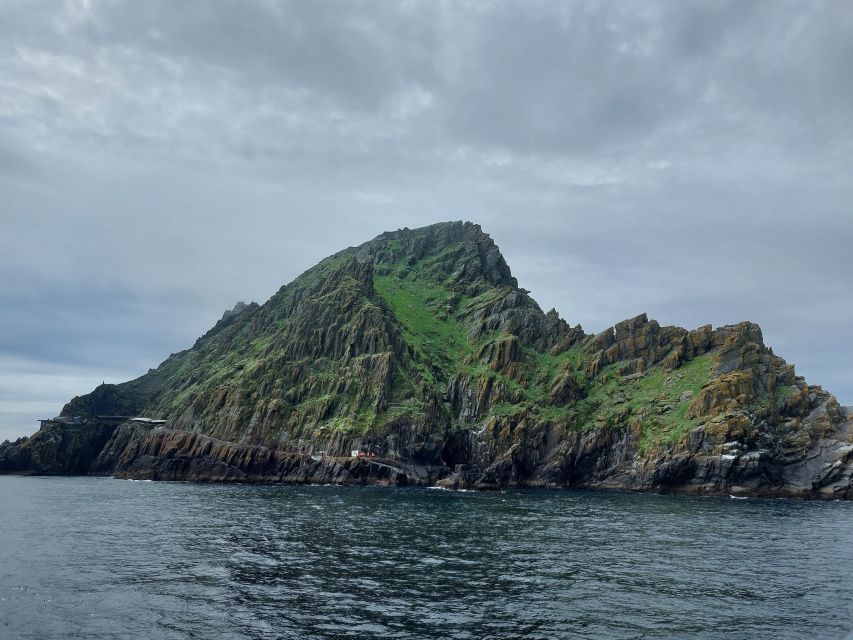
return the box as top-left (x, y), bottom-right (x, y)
top-left (2, 221), bottom-right (851, 498)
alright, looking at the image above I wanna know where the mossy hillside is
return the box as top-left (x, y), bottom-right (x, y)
top-left (58, 222), bottom-right (816, 471)
top-left (476, 344), bottom-right (587, 426)
top-left (470, 347), bottom-right (715, 455)
top-left (571, 354), bottom-right (713, 452)
top-left (81, 223), bottom-right (541, 448)
top-left (373, 272), bottom-right (472, 383)
top-left (122, 227), bottom-right (509, 445)
top-left (367, 229), bottom-right (590, 432)
top-left (370, 235), bottom-right (526, 381)
top-left (374, 278), bottom-right (579, 431)
top-left (130, 253), bottom-right (425, 443)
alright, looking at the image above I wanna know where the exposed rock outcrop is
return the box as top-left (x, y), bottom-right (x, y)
top-left (0, 420), bottom-right (121, 475)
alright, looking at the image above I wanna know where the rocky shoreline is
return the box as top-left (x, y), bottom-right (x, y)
top-left (3, 411), bottom-right (850, 500)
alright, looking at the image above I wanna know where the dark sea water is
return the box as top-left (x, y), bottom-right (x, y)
top-left (1, 477), bottom-right (851, 640)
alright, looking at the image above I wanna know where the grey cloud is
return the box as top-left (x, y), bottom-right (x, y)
top-left (0, 136), bottom-right (35, 175)
top-left (437, 3), bottom-right (675, 154)
top-left (10, 0), bottom-right (440, 112)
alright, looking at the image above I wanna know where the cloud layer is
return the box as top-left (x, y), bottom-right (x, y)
top-left (2, 0), bottom-right (851, 441)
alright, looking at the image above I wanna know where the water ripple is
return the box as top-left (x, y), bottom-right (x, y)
top-left (1, 477), bottom-right (852, 639)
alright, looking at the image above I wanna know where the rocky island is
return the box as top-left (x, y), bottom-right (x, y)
top-left (2, 221), bottom-right (850, 498)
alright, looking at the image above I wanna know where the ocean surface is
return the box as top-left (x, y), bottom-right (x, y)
top-left (0, 477), bottom-right (851, 640)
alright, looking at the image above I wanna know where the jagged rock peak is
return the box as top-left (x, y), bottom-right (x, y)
top-left (220, 301), bottom-right (255, 321)
top-left (353, 221), bottom-right (518, 288)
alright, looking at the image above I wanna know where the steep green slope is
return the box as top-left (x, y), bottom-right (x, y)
top-left (61, 221), bottom-right (559, 460)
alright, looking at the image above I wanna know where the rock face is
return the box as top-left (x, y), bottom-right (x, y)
top-left (2, 221), bottom-right (851, 499)
top-left (0, 421), bottom-right (120, 475)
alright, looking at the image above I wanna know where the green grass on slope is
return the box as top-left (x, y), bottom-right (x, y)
top-left (373, 273), bottom-right (474, 382)
top-left (379, 260), bottom-right (591, 426)
top-left (455, 344), bottom-right (588, 426)
top-left (158, 253), bottom-right (391, 421)
top-left (577, 354), bottom-right (713, 452)
top-left (533, 344), bottom-right (588, 388)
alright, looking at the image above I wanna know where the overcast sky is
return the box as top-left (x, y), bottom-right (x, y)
top-left (1, 0), bottom-right (851, 442)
